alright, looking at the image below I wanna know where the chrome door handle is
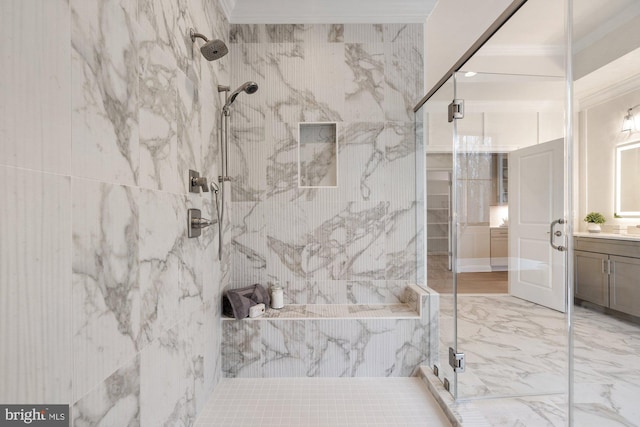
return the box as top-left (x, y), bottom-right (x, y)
top-left (550, 218), bottom-right (566, 252)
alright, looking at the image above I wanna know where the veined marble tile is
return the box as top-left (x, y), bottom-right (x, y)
top-left (307, 320), bottom-right (354, 377)
top-left (176, 194), bottom-right (205, 317)
top-left (176, 70), bottom-right (203, 191)
top-left (230, 24), bottom-right (306, 44)
top-left (261, 320), bottom-right (307, 377)
top-left (344, 24), bottom-right (385, 43)
top-left (386, 200), bottom-right (418, 281)
top-left (346, 280), bottom-right (402, 303)
top-left (303, 24), bottom-right (344, 44)
top-left (384, 25), bottom-right (424, 121)
top-left (138, 0), bottom-right (179, 193)
top-left (0, 167), bottom-right (72, 403)
top-left (71, 0), bottom-right (139, 186)
top-left (385, 121), bottom-right (416, 203)
top-left (0, 0), bottom-right (71, 175)
top-left (141, 304), bottom-right (208, 426)
top-left (138, 189), bottom-right (183, 347)
top-left (73, 355), bottom-right (140, 427)
top-left (344, 43), bottom-right (385, 122)
top-left (338, 122), bottom-right (386, 202)
top-left (221, 320), bottom-right (262, 377)
top-left (72, 178), bottom-right (140, 402)
top-left (302, 202), bottom-right (387, 280)
top-left (307, 280), bottom-right (349, 304)
top-left (263, 122), bottom-right (301, 201)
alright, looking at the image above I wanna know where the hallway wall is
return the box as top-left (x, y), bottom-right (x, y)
top-left (0, 0), bottom-right (230, 424)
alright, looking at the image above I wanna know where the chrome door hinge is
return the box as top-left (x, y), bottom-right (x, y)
top-left (449, 347), bottom-right (465, 373)
top-left (448, 99), bottom-right (464, 122)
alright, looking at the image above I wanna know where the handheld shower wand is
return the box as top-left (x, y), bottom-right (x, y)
top-left (215, 81), bottom-right (259, 260)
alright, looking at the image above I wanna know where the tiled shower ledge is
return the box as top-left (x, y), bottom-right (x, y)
top-left (221, 303), bottom-right (420, 320)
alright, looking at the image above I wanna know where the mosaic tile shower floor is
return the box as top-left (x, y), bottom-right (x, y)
top-left (195, 377), bottom-right (451, 426)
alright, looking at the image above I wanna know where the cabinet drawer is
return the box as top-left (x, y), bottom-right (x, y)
top-left (575, 236), bottom-right (640, 258)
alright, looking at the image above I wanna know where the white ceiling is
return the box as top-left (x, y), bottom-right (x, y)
top-left (225, 0), bottom-right (438, 24)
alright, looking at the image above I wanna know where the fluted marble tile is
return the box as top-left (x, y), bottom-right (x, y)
top-left (264, 122), bottom-right (301, 201)
top-left (307, 280), bottom-right (348, 304)
top-left (228, 202), bottom-right (267, 285)
top-left (138, 189), bottom-right (183, 346)
top-left (221, 320), bottom-right (262, 377)
top-left (338, 122), bottom-right (386, 202)
top-left (261, 320), bottom-right (307, 377)
top-left (302, 202), bottom-right (387, 280)
top-left (385, 121), bottom-right (416, 200)
top-left (203, 301), bottom-right (222, 406)
top-left (0, 167), bottom-right (72, 403)
top-left (72, 355), bottom-right (140, 427)
top-left (230, 24), bottom-right (263, 43)
top-left (72, 178), bottom-right (140, 402)
top-left (138, 0), bottom-right (179, 193)
top-left (344, 43), bottom-right (385, 121)
top-left (71, 0), bottom-right (139, 186)
top-left (386, 200), bottom-right (418, 281)
top-left (303, 24), bottom-right (344, 44)
top-left (384, 24), bottom-right (424, 121)
top-left (140, 309), bottom-right (205, 427)
top-left (0, 0), bottom-right (71, 175)
top-left (344, 24), bottom-right (385, 43)
top-left (346, 280), bottom-right (405, 303)
top-left (307, 320), bottom-right (354, 377)
top-left (176, 70), bottom-right (203, 190)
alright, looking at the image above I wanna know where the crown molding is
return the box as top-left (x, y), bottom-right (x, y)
top-left (578, 74), bottom-right (640, 110)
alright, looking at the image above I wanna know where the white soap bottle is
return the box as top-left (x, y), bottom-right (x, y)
top-left (270, 281), bottom-right (284, 309)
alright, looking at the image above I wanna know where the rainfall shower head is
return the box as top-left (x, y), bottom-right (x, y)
top-left (190, 28), bottom-right (228, 61)
top-left (224, 81), bottom-right (259, 110)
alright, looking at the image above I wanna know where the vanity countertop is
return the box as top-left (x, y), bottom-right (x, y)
top-left (574, 231), bottom-right (640, 242)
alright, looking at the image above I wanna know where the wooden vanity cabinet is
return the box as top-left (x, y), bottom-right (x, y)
top-left (574, 237), bottom-right (640, 317)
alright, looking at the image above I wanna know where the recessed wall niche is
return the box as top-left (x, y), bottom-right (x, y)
top-left (298, 122), bottom-right (338, 188)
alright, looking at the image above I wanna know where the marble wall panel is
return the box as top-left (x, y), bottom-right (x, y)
top-left (0, 167), bottom-right (72, 403)
top-left (0, 0), bottom-right (71, 175)
top-left (72, 178), bottom-right (140, 402)
top-left (221, 289), bottom-right (431, 378)
top-left (71, 0), bottom-right (139, 186)
top-left (73, 355), bottom-right (140, 427)
top-left (2, 0), bottom-right (229, 419)
top-left (228, 23), bottom-right (423, 300)
top-left (139, 0), bottom-right (179, 193)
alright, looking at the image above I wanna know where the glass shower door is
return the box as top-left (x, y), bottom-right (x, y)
top-left (452, 70), bottom-right (570, 400)
top-left (417, 76), bottom-right (458, 397)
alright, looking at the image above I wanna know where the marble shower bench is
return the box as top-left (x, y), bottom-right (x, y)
top-left (221, 285), bottom-right (433, 378)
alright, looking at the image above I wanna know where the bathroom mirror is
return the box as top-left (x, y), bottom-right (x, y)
top-left (298, 122), bottom-right (338, 188)
top-left (616, 140), bottom-right (640, 216)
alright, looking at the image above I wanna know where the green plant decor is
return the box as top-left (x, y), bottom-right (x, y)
top-left (584, 212), bottom-right (606, 224)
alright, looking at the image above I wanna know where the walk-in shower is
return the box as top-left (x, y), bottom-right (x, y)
top-left (216, 82), bottom-right (259, 259)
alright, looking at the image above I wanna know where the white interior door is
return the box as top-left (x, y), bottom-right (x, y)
top-left (509, 138), bottom-right (566, 312)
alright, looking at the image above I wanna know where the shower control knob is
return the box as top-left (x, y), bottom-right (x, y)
top-left (187, 208), bottom-right (217, 238)
top-left (189, 170), bottom-right (210, 193)
top-left (191, 176), bottom-right (209, 192)
top-left (191, 217), bottom-right (213, 228)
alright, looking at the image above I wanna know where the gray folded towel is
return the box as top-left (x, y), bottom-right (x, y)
top-left (223, 284), bottom-right (271, 319)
